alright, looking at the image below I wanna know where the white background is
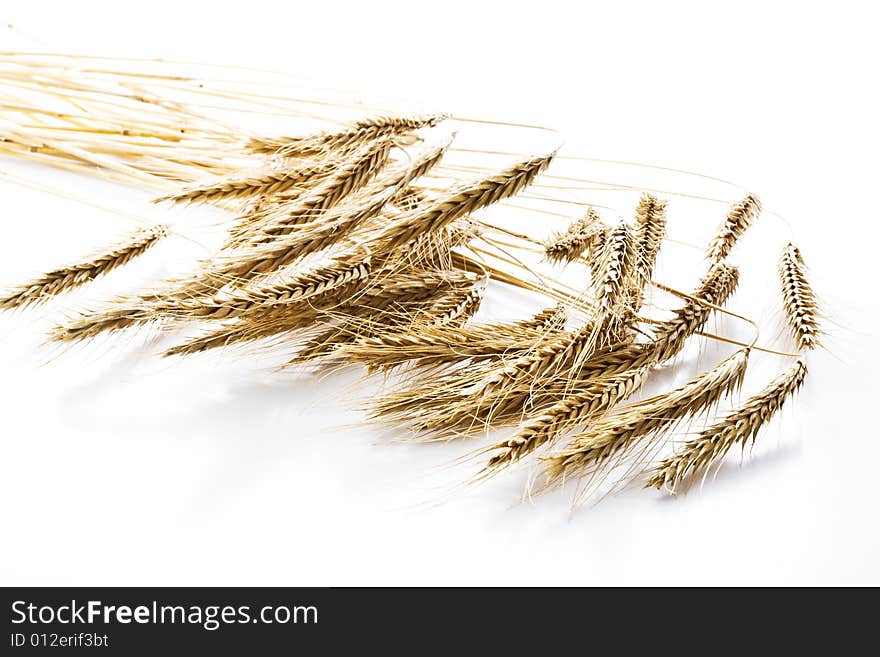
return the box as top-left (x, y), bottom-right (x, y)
top-left (0, 1), bottom-right (877, 585)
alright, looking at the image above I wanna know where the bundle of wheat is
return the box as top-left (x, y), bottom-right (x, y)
top-left (0, 53), bottom-right (822, 508)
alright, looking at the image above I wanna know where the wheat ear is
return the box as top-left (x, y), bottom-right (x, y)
top-left (226, 185), bottom-right (399, 277)
top-left (543, 349), bottom-right (750, 487)
top-left (393, 257), bottom-right (734, 435)
top-left (779, 243), bottom-right (821, 351)
top-left (370, 262), bottom-right (736, 435)
top-left (1, 224), bottom-right (168, 311)
top-left (485, 367), bottom-right (649, 472)
top-left (248, 112), bottom-right (449, 158)
top-left (264, 141), bottom-right (451, 262)
top-left (393, 320), bottom-right (617, 436)
top-left (164, 268), bottom-right (479, 356)
top-left (406, 281), bottom-right (743, 437)
top-left (590, 220), bottom-right (637, 345)
top-left (544, 207), bottom-right (603, 264)
top-left (647, 358), bottom-right (807, 493)
top-left (177, 253), bottom-right (373, 321)
top-left (394, 186), bottom-right (427, 211)
top-left (333, 305), bottom-right (566, 370)
top-left (57, 141), bottom-right (407, 340)
top-left (475, 321), bottom-right (595, 394)
top-left (455, 261), bottom-right (741, 426)
top-left (420, 280), bottom-right (486, 327)
top-left (594, 221), bottom-right (635, 313)
top-left (706, 193), bottom-right (762, 261)
top-left (629, 193), bottom-right (668, 309)
top-left (585, 225), bottom-right (610, 276)
top-left (290, 282), bottom-right (480, 365)
top-left (647, 262), bottom-right (740, 361)
top-left (224, 143), bottom-right (388, 247)
top-left (154, 159), bottom-right (337, 205)
top-left (453, 224), bottom-right (636, 403)
top-left (378, 152), bottom-right (555, 254)
top-left (526, 305), bottom-right (569, 331)
top-left (244, 139), bottom-right (392, 243)
top-left (551, 261), bottom-right (739, 391)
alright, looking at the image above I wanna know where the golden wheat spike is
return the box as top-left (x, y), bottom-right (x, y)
top-left (248, 113), bottom-right (449, 158)
top-left (378, 152), bottom-right (556, 254)
top-left (543, 349), bottom-right (750, 488)
top-left (544, 207), bottom-right (603, 264)
top-left (484, 367), bottom-right (649, 472)
top-left (706, 193), bottom-right (762, 261)
top-left (629, 193), bottom-right (668, 310)
top-left (154, 159), bottom-right (338, 205)
top-left (241, 139), bottom-right (392, 243)
top-left (779, 243), bottom-right (821, 351)
top-left (647, 358), bottom-right (807, 493)
top-left (1, 224), bottom-right (168, 311)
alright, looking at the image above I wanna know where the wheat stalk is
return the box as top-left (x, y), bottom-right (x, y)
top-left (647, 358), bottom-right (807, 493)
top-left (1, 224), bottom-right (168, 311)
top-left (779, 243), bottom-right (821, 351)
